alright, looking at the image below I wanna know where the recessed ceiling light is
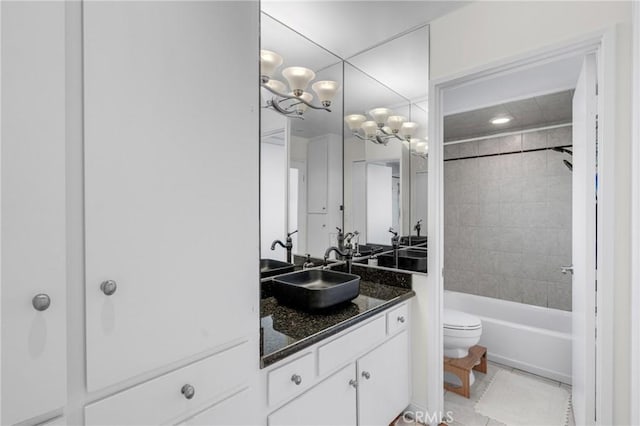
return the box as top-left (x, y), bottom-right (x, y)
top-left (491, 116), bottom-right (512, 125)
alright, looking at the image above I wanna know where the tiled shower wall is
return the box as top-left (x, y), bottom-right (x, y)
top-left (443, 126), bottom-right (573, 311)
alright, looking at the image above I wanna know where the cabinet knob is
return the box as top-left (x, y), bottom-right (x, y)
top-left (349, 379), bottom-right (358, 388)
top-left (397, 316), bottom-right (405, 323)
top-left (181, 384), bottom-right (195, 400)
top-left (361, 371), bottom-right (371, 380)
top-left (32, 293), bottom-right (51, 311)
top-left (100, 280), bottom-right (117, 296)
top-left (291, 374), bottom-right (302, 386)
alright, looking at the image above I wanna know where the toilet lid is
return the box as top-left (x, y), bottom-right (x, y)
top-left (443, 309), bottom-right (482, 330)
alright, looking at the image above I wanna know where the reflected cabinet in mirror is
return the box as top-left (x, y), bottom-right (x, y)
top-left (259, 14), bottom-right (429, 275)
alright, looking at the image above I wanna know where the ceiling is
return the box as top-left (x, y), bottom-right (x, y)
top-left (261, 1), bottom-right (468, 60)
top-left (444, 90), bottom-right (574, 142)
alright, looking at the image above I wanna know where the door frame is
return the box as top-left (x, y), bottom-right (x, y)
top-left (630, 2), bottom-right (640, 425)
top-left (427, 28), bottom-right (617, 425)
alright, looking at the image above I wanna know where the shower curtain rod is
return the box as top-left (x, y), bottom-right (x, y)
top-left (443, 144), bottom-right (573, 162)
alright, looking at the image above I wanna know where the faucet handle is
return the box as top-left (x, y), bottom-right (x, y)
top-left (388, 227), bottom-right (398, 236)
top-left (287, 230), bottom-right (298, 238)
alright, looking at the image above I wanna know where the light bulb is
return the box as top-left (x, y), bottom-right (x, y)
top-left (369, 108), bottom-right (392, 127)
top-left (312, 80), bottom-right (340, 107)
top-left (282, 67), bottom-right (316, 97)
top-left (344, 114), bottom-right (366, 131)
top-left (361, 121), bottom-right (378, 138)
top-left (260, 50), bottom-right (283, 82)
top-left (386, 116), bottom-right (407, 133)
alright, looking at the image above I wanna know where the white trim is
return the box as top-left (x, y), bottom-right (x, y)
top-left (444, 122), bottom-right (572, 145)
top-left (428, 28), bottom-right (616, 426)
top-left (630, 2), bottom-right (640, 425)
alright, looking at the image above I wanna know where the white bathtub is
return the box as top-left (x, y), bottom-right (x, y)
top-left (444, 290), bottom-right (572, 384)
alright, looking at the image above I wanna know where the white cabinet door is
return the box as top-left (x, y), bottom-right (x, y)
top-left (307, 214), bottom-right (330, 257)
top-left (268, 364), bottom-right (357, 426)
top-left (1, 2), bottom-right (67, 424)
top-left (307, 138), bottom-right (328, 214)
top-left (83, 1), bottom-right (259, 391)
top-left (357, 331), bottom-right (410, 426)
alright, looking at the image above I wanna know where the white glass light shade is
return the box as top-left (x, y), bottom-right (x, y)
top-left (260, 50), bottom-right (283, 81)
top-left (282, 67), bottom-right (316, 96)
top-left (369, 108), bottom-right (392, 126)
top-left (416, 140), bottom-right (428, 154)
top-left (312, 80), bottom-right (340, 107)
top-left (344, 114), bottom-right (366, 131)
top-left (386, 116), bottom-right (407, 133)
top-left (361, 121), bottom-right (378, 138)
top-left (264, 79), bottom-right (287, 94)
top-left (382, 126), bottom-right (393, 134)
top-left (292, 92), bottom-right (313, 114)
top-left (400, 122), bottom-right (419, 138)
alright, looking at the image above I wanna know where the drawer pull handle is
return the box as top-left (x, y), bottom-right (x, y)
top-left (32, 294), bottom-right (51, 311)
top-left (100, 280), bottom-right (117, 296)
top-left (181, 384), bottom-right (195, 400)
top-left (291, 374), bottom-right (302, 385)
top-left (361, 371), bottom-right (371, 380)
top-left (349, 379), bottom-right (358, 388)
top-left (397, 316), bottom-right (405, 323)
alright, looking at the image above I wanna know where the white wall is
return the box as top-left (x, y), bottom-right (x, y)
top-left (430, 2), bottom-right (632, 423)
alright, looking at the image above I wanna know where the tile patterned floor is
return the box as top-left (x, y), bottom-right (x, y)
top-left (443, 361), bottom-right (575, 426)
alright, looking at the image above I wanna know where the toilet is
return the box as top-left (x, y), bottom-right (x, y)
top-left (443, 309), bottom-right (483, 386)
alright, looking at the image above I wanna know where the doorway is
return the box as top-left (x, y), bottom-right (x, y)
top-left (427, 31), bottom-right (616, 426)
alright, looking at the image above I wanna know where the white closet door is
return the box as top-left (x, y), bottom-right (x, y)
top-left (83, 1), bottom-right (259, 391)
top-left (1, 2), bottom-right (67, 424)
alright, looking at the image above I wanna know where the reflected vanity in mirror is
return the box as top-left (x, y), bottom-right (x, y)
top-left (259, 14), bottom-right (429, 276)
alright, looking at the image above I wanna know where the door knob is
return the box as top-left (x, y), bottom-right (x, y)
top-left (291, 374), bottom-right (302, 385)
top-left (32, 294), bottom-right (51, 311)
top-left (361, 371), bottom-right (371, 380)
top-left (560, 265), bottom-right (574, 275)
top-left (349, 379), bottom-right (358, 388)
top-left (100, 280), bottom-right (117, 295)
top-left (397, 316), bottom-right (406, 323)
top-left (181, 384), bottom-right (195, 399)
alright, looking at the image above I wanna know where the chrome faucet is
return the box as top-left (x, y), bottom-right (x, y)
top-left (271, 230), bottom-right (298, 264)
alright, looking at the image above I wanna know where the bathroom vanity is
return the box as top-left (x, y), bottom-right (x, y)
top-left (258, 265), bottom-right (415, 425)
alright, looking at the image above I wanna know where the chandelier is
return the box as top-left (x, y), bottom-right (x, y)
top-left (344, 108), bottom-right (419, 145)
top-left (260, 50), bottom-right (340, 119)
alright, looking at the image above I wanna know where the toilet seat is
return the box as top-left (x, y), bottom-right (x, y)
top-left (443, 309), bottom-right (482, 331)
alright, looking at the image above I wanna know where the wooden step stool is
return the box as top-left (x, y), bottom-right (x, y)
top-left (443, 345), bottom-right (487, 398)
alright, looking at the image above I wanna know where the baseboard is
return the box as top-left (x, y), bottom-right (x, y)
top-left (488, 354), bottom-right (571, 385)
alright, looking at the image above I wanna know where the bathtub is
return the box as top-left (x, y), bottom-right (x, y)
top-left (444, 290), bottom-right (572, 384)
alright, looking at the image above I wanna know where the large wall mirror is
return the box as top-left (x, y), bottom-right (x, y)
top-left (260, 13), bottom-right (344, 263)
top-left (260, 14), bottom-right (429, 274)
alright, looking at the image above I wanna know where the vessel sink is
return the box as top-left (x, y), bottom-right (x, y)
top-left (260, 258), bottom-right (295, 279)
top-left (378, 249), bottom-right (427, 273)
top-left (271, 269), bottom-right (360, 311)
top-left (399, 235), bottom-right (427, 247)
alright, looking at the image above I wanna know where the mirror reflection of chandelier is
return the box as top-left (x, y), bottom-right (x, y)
top-left (344, 108), bottom-right (419, 145)
top-left (260, 50), bottom-right (340, 119)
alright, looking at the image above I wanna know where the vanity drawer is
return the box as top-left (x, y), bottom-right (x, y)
top-left (387, 303), bottom-right (409, 334)
top-left (318, 316), bottom-right (386, 376)
top-left (85, 342), bottom-right (250, 425)
top-left (268, 352), bottom-right (315, 406)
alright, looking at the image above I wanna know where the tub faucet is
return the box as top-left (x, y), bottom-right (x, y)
top-left (271, 230), bottom-right (298, 263)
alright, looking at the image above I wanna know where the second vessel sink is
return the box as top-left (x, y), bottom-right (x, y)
top-left (378, 249), bottom-right (427, 273)
top-left (260, 258), bottom-right (295, 279)
top-left (271, 269), bottom-right (360, 311)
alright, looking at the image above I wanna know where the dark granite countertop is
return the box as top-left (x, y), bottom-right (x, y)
top-left (260, 279), bottom-right (415, 368)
